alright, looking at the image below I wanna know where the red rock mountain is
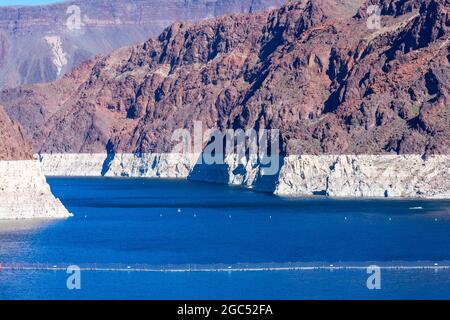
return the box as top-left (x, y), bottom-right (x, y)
top-left (0, 0), bottom-right (284, 89)
top-left (1, 0), bottom-right (449, 155)
top-left (0, 105), bottom-right (33, 160)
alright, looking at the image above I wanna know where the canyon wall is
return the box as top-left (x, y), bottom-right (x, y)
top-left (2, 0), bottom-right (449, 200)
top-left (39, 153), bottom-right (199, 178)
top-left (276, 155), bottom-right (450, 199)
top-left (38, 152), bottom-right (450, 199)
top-left (0, 106), bottom-right (71, 220)
top-left (2, 0), bottom-right (447, 157)
top-left (0, 160), bottom-right (71, 219)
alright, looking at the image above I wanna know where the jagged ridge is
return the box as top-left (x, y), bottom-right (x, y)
top-left (0, 0), bottom-right (448, 157)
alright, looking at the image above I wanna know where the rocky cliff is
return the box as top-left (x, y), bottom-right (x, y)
top-left (276, 155), bottom-right (450, 198)
top-left (0, 105), bottom-right (32, 161)
top-left (0, 160), bottom-right (72, 219)
top-left (2, 0), bottom-right (448, 155)
top-left (1, 0), bottom-right (449, 198)
top-left (0, 0), bottom-right (284, 89)
top-left (0, 106), bottom-right (71, 219)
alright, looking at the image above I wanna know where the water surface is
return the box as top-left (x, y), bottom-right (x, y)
top-left (0, 178), bottom-right (449, 299)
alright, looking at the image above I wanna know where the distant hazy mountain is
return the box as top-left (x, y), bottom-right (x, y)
top-left (0, 0), bottom-right (284, 89)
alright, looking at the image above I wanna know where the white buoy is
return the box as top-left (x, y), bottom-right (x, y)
top-left (177, 208), bottom-right (182, 213)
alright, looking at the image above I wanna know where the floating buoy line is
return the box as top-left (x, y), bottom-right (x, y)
top-left (0, 262), bottom-right (449, 273)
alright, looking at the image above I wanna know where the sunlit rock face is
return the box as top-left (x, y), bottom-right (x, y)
top-left (0, 106), bottom-right (71, 220)
top-left (0, 160), bottom-right (71, 220)
top-left (36, 152), bottom-right (450, 199)
top-left (38, 153), bottom-right (199, 178)
top-left (276, 155), bottom-right (450, 199)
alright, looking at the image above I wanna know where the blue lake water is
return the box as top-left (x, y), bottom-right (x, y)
top-left (0, 177), bottom-right (449, 299)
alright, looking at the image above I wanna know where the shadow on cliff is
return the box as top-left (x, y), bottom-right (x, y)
top-left (100, 141), bottom-right (115, 176)
top-left (188, 153), bottom-right (285, 193)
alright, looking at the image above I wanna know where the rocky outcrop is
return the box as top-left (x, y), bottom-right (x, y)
top-left (276, 155), bottom-right (450, 198)
top-left (38, 153), bottom-right (107, 177)
top-left (0, 106), bottom-right (71, 220)
top-left (0, 105), bottom-right (32, 160)
top-left (39, 152), bottom-right (199, 178)
top-left (0, 0), bottom-right (284, 89)
top-left (2, 0), bottom-right (448, 156)
top-left (0, 160), bottom-right (71, 219)
top-left (105, 153), bottom-right (199, 178)
top-left (36, 152), bottom-right (450, 199)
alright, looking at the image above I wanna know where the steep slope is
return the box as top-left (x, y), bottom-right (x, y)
top-left (0, 104), bottom-right (32, 160)
top-left (0, 105), bottom-right (71, 219)
top-left (4, 0), bottom-right (447, 156)
top-left (0, 0), bottom-right (284, 89)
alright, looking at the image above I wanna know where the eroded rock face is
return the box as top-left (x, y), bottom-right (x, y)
top-left (0, 160), bottom-right (71, 220)
top-left (38, 152), bottom-right (199, 178)
top-left (276, 155), bottom-right (450, 198)
top-left (1, 0), bottom-right (448, 157)
top-left (0, 106), bottom-right (71, 219)
top-left (0, 105), bottom-right (32, 160)
top-left (36, 152), bottom-right (450, 199)
top-left (0, 0), bottom-right (284, 89)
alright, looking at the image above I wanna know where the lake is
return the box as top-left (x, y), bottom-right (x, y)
top-left (0, 177), bottom-right (449, 299)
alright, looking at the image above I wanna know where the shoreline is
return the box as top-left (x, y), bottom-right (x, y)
top-left (39, 153), bottom-right (450, 200)
top-left (46, 175), bottom-right (450, 202)
top-left (0, 160), bottom-right (72, 220)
